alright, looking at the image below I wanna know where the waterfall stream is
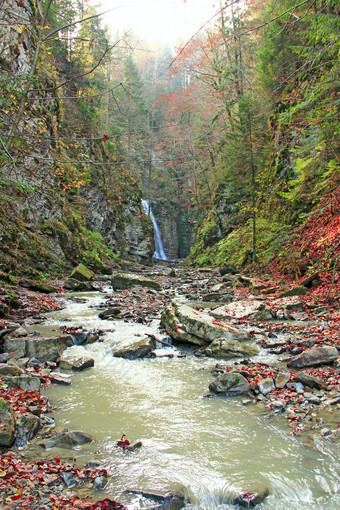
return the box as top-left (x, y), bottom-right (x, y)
top-left (141, 199), bottom-right (167, 260)
top-left (30, 288), bottom-right (340, 510)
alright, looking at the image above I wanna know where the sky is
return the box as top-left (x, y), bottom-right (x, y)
top-left (95, 0), bottom-right (220, 47)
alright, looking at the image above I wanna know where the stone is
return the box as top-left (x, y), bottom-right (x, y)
top-left (41, 429), bottom-right (93, 449)
top-left (126, 440), bottom-right (143, 451)
top-left (18, 279), bottom-right (58, 294)
top-left (275, 371), bottom-right (290, 389)
top-left (14, 412), bottom-right (40, 448)
top-left (11, 326), bottom-right (28, 337)
top-left (113, 337), bottom-right (156, 359)
top-left (1, 375), bottom-right (41, 391)
top-left (205, 338), bottom-right (259, 359)
top-left (49, 372), bottom-right (73, 385)
top-left (60, 472), bottom-right (78, 488)
top-left (59, 353), bottom-right (94, 371)
top-left (271, 400), bottom-right (286, 413)
top-left (64, 278), bottom-right (94, 291)
top-left (112, 272), bottom-right (161, 291)
top-left (258, 377), bottom-right (275, 395)
top-left (287, 346), bottom-right (338, 369)
top-left (3, 337), bottom-right (27, 355)
top-left (294, 371), bottom-right (328, 389)
top-left (0, 363), bottom-right (24, 376)
top-left (209, 372), bottom-right (250, 395)
top-left (98, 307), bottom-right (121, 319)
top-left (26, 335), bottom-right (74, 362)
top-left (230, 488), bottom-right (269, 507)
top-left (279, 286), bottom-right (308, 297)
top-left (70, 263), bottom-right (94, 282)
top-left (93, 476), bottom-right (107, 490)
top-left (0, 398), bottom-right (15, 447)
top-left (161, 303), bottom-right (249, 347)
top-left (211, 300), bottom-right (271, 321)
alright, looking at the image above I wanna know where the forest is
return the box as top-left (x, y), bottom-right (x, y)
top-left (0, 0), bottom-right (339, 288)
top-left (0, 2), bottom-right (340, 509)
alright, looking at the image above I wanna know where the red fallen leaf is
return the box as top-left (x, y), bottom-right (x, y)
top-left (103, 134), bottom-right (110, 142)
top-left (54, 456), bottom-right (60, 463)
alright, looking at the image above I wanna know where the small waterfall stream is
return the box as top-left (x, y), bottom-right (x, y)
top-left (141, 199), bottom-right (167, 260)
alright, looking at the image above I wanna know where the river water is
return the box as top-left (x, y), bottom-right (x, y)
top-left (37, 290), bottom-right (340, 509)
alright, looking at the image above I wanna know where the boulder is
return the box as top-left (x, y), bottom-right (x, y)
top-left (229, 488), bottom-right (269, 507)
top-left (294, 371), bottom-right (328, 389)
top-left (98, 307), bottom-right (121, 319)
top-left (0, 363), bottom-right (24, 376)
top-left (70, 263), bottom-right (94, 282)
top-left (209, 372), bottom-right (250, 395)
top-left (113, 337), bottom-right (156, 359)
top-left (41, 429), bottom-right (93, 449)
top-left (287, 346), bottom-right (338, 369)
top-left (26, 335), bottom-right (74, 362)
top-left (59, 353), bottom-right (95, 371)
top-left (0, 398), bottom-right (15, 447)
top-left (64, 278), bottom-right (94, 291)
top-left (112, 273), bottom-right (161, 291)
top-left (279, 286), bottom-right (308, 297)
top-left (161, 303), bottom-right (249, 347)
top-left (275, 371), bottom-right (290, 389)
top-left (14, 412), bottom-right (41, 448)
top-left (205, 338), bottom-right (259, 359)
top-left (49, 372), bottom-right (73, 385)
top-left (1, 375), bottom-right (41, 391)
top-left (3, 337), bottom-right (27, 355)
top-left (211, 300), bottom-right (272, 321)
top-left (258, 377), bottom-right (275, 395)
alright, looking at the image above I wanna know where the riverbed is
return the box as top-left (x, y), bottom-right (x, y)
top-left (32, 285), bottom-right (340, 510)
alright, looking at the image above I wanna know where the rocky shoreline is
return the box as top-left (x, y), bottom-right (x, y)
top-left (0, 263), bottom-right (339, 508)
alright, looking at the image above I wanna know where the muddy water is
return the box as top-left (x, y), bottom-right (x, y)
top-left (38, 291), bottom-right (340, 509)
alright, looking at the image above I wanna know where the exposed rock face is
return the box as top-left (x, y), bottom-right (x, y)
top-left (26, 335), bottom-right (74, 362)
top-left (161, 303), bottom-right (250, 347)
top-left (112, 273), bottom-right (161, 291)
top-left (287, 346), bottom-right (338, 368)
top-left (211, 300), bottom-right (272, 320)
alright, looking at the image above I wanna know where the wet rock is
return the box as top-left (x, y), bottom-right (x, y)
top-left (14, 412), bottom-right (40, 448)
top-left (124, 490), bottom-right (185, 510)
top-left (271, 400), bottom-right (286, 413)
top-left (11, 326), bottom-right (28, 337)
top-left (70, 263), bottom-right (94, 282)
top-left (98, 307), bottom-right (121, 319)
top-left (287, 346), bottom-right (338, 368)
top-left (64, 278), bottom-right (94, 291)
top-left (113, 337), bottom-right (156, 359)
top-left (59, 353), bottom-right (95, 371)
top-left (275, 371), bottom-right (290, 389)
top-left (1, 375), bottom-right (40, 391)
top-left (161, 303), bottom-right (249, 347)
top-left (93, 475), bottom-right (108, 490)
top-left (26, 334), bottom-right (74, 362)
top-left (205, 338), bottom-right (259, 359)
top-left (3, 337), bottom-right (27, 355)
top-left (0, 398), bottom-right (15, 446)
top-left (230, 488), bottom-right (269, 507)
top-left (41, 429), bottom-right (93, 449)
top-left (49, 372), bottom-right (73, 385)
top-left (112, 272), bottom-right (161, 291)
top-left (258, 377), bottom-right (275, 395)
top-left (126, 440), bottom-right (143, 451)
top-left (60, 471), bottom-right (78, 488)
top-left (209, 372), bottom-right (250, 395)
top-left (294, 371), bottom-right (328, 390)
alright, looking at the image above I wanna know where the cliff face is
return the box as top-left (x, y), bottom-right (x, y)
top-left (0, 0), bottom-right (154, 276)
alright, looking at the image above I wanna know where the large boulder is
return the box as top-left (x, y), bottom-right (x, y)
top-left (287, 346), bottom-right (338, 369)
top-left (205, 338), bottom-right (259, 359)
top-left (26, 335), bottom-right (74, 362)
top-left (113, 337), bottom-right (156, 359)
top-left (70, 263), bottom-right (94, 282)
top-left (0, 398), bottom-right (15, 447)
top-left (209, 372), bottom-right (250, 395)
top-left (41, 429), bottom-right (93, 449)
top-left (1, 375), bottom-right (41, 391)
top-left (112, 273), bottom-right (161, 291)
top-left (59, 353), bottom-right (95, 371)
top-left (161, 303), bottom-right (249, 347)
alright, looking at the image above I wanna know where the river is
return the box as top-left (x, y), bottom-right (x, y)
top-left (35, 287), bottom-right (340, 509)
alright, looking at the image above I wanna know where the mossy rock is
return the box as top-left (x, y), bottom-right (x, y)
top-left (0, 398), bottom-right (15, 447)
top-left (70, 263), bottom-right (94, 282)
top-left (111, 273), bottom-right (161, 291)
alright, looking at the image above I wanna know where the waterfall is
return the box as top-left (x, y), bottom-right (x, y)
top-left (141, 199), bottom-right (168, 260)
